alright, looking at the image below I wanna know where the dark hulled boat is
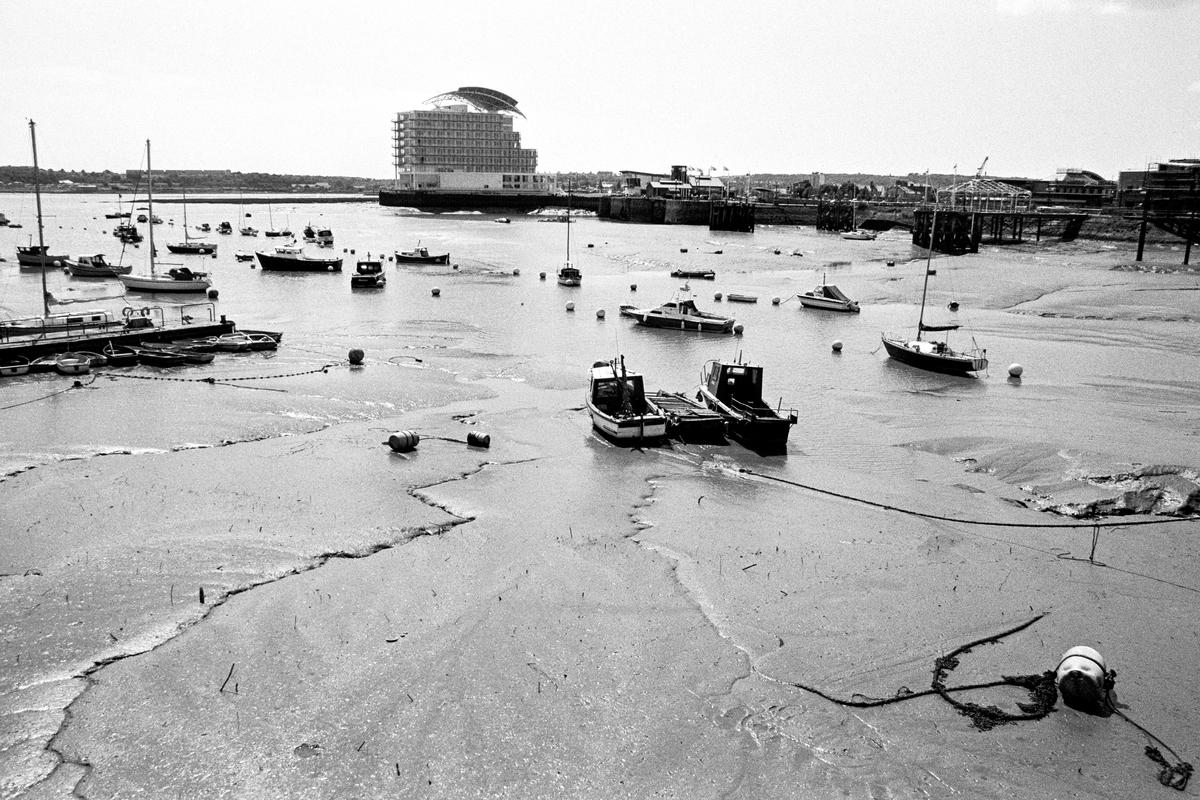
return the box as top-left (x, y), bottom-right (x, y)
top-left (394, 246), bottom-right (449, 264)
top-left (697, 357), bottom-right (796, 454)
top-left (255, 245), bottom-right (342, 272)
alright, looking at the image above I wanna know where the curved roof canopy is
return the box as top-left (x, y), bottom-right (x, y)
top-left (425, 86), bottom-right (525, 118)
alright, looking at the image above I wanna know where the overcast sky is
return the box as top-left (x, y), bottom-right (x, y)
top-left (3, 0), bottom-right (1197, 180)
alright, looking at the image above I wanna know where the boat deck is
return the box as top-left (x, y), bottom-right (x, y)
top-left (652, 391), bottom-right (727, 441)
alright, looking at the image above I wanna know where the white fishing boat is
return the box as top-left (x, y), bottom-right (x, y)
top-left (585, 357), bottom-right (667, 444)
top-left (624, 287), bottom-right (735, 333)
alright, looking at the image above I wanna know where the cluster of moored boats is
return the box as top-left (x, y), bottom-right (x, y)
top-left (0, 330), bottom-right (281, 378)
top-left (586, 355), bottom-right (798, 454)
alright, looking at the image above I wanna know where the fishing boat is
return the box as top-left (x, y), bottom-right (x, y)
top-left (881, 212), bottom-right (988, 376)
top-left (841, 230), bottom-right (876, 241)
top-left (114, 222), bottom-right (143, 243)
top-left (650, 390), bottom-right (726, 442)
top-left (255, 244), bottom-right (343, 272)
top-left (669, 268), bottom-right (715, 280)
top-left (585, 357), bottom-right (667, 444)
top-left (65, 254), bottom-right (132, 278)
top-left (217, 221), bottom-right (232, 235)
top-left (315, 228), bottom-right (333, 247)
top-left (350, 254), bottom-right (385, 288)
top-left (302, 224), bottom-right (316, 242)
top-left (165, 187), bottom-right (218, 254)
top-left (797, 274), bottom-right (860, 313)
top-left (625, 288), bottom-right (735, 333)
top-left (118, 141), bottom-right (214, 294)
top-left (16, 244), bottom-right (69, 271)
top-left (394, 245), bottom-right (450, 264)
top-left (697, 357), bottom-right (797, 454)
top-left (555, 186), bottom-right (581, 286)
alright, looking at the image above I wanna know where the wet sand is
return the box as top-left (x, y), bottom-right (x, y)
top-left (2, 241), bottom-right (1199, 799)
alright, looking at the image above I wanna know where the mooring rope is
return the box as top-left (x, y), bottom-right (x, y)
top-left (95, 363), bottom-right (339, 384)
top-left (0, 374), bottom-right (98, 411)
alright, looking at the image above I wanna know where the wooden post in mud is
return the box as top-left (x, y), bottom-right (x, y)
top-left (1135, 201), bottom-right (1148, 262)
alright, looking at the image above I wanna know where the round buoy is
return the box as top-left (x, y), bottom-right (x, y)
top-left (513, 268), bottom-right (520, 276)
top-left (1008, 363), bottom-right (1023, 378)
top-left (211, 253), bottom-right (217, 259)
top-left (948, 301), bottom-right (960, 311)
top-left (431, 287), bottom-right (440, 297)
top-left (452, 264), bottom-right (459, 270)
top-left (714, 292), bottom-right (723, 301)
top-left (207, 288), bottom-right (219, 299)
top-left (565, 302), bottom-right (575, 312)
top-left (771, 296), bottom-right (781, 305)
top-left (733, 323), bottom-right (744, 335)
top-left (596, 308), bottom-right (605, 319)
top-left (466, 431), bottom-right (491, 449)
top-left (387, 431), bottom-right (420, 453)
top-left (350, 249), bottom-right (355, 255)
top-left (629, 283), bottom-right (637, 292)
top-left (832, 340), bottom-right (843, 352)
top-left (1056, 646), bottom-right (1109, 713)
top-left (773, 249), bottom-right (781, 255)
top-left (348, 348), bottom-right (364, 365)
top-left (539, 272), bottom-right (546, 280)
top-left (343, 248), bottom-right (348, 253)
top-left (52, 260), bottom-right (61, 268)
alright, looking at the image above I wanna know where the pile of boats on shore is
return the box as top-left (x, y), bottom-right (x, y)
top-left (0, 330), bottom-right (281, 378)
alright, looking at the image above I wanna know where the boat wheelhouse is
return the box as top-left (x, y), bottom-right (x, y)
top-left (697, 357), bottom-right (796, 454)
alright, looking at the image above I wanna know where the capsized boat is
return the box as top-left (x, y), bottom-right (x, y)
top-left (625, 289), bottom-right (735, 333)
top-left (881, 211), bottom-right (987, 376)
top-left (395, 245), bottom-right (450, 264)
top-left (255, 244), bottom-right (343, 272)
top-left (797, 275), bottom-right (859, 313)
top-left (697, 357), bottom-right (797, 454)
top-left (585, 357), bottom-right (667, 444)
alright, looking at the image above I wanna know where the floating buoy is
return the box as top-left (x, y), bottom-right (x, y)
top-left (886, 260), bottom-right (895, 266)
top-left (565, 302), bottom-right (575, 312)
top-left (1056, 646), bottom-right (1110, 713)
top-left (210, 253), bottom-right (217, 259)
top-left (587, 243), bottom-right (594, 248)
top-left (539, 272), bottom-right (546, 280)
top-left (387, 431), bottom-right (420, 453)
top-left (452, 264), bottom-right (459, 270)
top-left (733, 323), bottom-right (744, 335)
top-left (343, 248), bottom-right (348, 253)
top-left (927, 269), bottom-right (937, 276)
top-left (1008, 363), bottom-right (1023, 378)
top-left (948, 301), bottom-right (960, 311)
top-left (773, 249), bottom-right (781, 255)
top-left (348, 348), bottom-right (364, 365)
top-left (350, 249), bottom-right (355, 255)
top-left (431, 287), bottom-right (440, 297)
top-left (714, 292), bottom-right (723, 301)
top-left (596, 308), bottom-right (605, 319)
top-left (513, 268), bottom-right (520, 276)
top-left (771, 296), bottom-right (781, 305)
top-left (832, 340), bottom-right (843, 352)
top-left (206, 288), bottom-right (219, 299)
top-left (466, 431), bottom-right (491, 448)
top-left (629, 283), bottom-right (637, 292)
top-left (680, 247), bottom-right (688, 253)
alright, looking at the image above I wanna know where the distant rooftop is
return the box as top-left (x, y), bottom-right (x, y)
top-left (425, 86), bottom-right (525, 118)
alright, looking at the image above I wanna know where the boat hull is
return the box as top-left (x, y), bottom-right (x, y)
top-left (165, 243), bottom-right (217, 255)
top-left (632, 312), bottom-right (732, 334)
top-left (586, 401), bottom-right (667, 443)
top-left (697, 387), bottom-right (793, 454)
top-left (395, 253), bottom-right (450, 265)
top-left (255, 251), bottom-right (343, 272)
top-left (119, 274), bottom-right (212, 293)
top-left (798, 295), bottom-right (859, 312)
top-left (881, 337), bottom-right (987, 375)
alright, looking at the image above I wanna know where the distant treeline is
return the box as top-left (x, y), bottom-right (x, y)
top-left (0, 165), bottom-right (389, 193)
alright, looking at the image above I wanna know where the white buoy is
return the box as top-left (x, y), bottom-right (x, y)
top-left (431, 287), bottom-right (441, 297)
top-left (565, 302), bottom-right (575, 312)
top-left (771, 296), bottom-right (781, 305)
top-left (1008, 363), bottom-right (1023, 378)
top-left (595, 308), bottom-right (605, 319)
top-left (832, 340), bottom-right (843, 352)
top-left (1056, 646), bottom-right (1110, 712)
top-left (733, 323), bottom-right (744, 335)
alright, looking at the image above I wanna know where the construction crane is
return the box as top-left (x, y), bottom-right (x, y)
top-left (975, 156), bottom-right (989, 178)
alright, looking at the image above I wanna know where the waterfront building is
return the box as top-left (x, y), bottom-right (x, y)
top-left (1117, 159), bottom-right (1200, 210)
top-left (1001, 168), bottom-right (1115, 209)
top-left (390, 86), bottom-right (546, 195)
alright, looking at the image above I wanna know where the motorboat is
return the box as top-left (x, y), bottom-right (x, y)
top-left (315, 228), bottom-right (333, 247)
top-left (881, 211), bottom-right (987, 376)
top-left (351, 255), bottom-right (385, 288)
top-left (494, 217), bottom-right (511, 224)
top-left (697, 357), bottom-right (797, 454)
top-left (16, 244), bottom-right (69, 270)
top-left (255, 244), bottom-right (343, 272)
top-left (797, 275), bottom-right (859, 313)
top-left (841, 230), bottom-right (877, 240)
top-left (239, 225), bottom-right (259, 236)
top-left (669, 268), bottom-right (715, 280)
top-left (235, 251), bottom-right (255, 262)
top-left (65, 254), bottom-right (132, 278)
top-left (120, 266), bottom-right (212, 293)
top-left (216, 221), bottom-right (233, 235)
top-left (625, 290), bottom-right (735, 333)
top-left (302, 224), bottom-right (316, 242)
top-left (585, 357), bottom-right (667, 444)
top-left (395, 245), bottom-right (449, 264)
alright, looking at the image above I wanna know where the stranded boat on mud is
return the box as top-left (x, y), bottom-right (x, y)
top-left (585, 357), bottom-right (667, 444)
top-left (697, 357), bottom-right (796, 454)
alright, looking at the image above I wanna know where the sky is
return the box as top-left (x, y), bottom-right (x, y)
top-left (2, 0), bottom-right (1197, 181)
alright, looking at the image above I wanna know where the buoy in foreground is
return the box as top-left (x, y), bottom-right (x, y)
top-left (771, 296), bottom-right (781, 305)
top-left (629, 283), bottom-right (637, 292)
top-left (1056, 646), bottom-right (1110, 713)
top-left (714, 292), bottom-right (723, 301)
top-left (387, 431), bottom-right (420, 453)
top-left (596, 308), bottom-right (605, 319)
top-left (565, 302), bottom-right (575, 312)
top-left (512, 268), bottom-right (520, 276)
top-left (431, 287), bottom-right (440, 297)
top-left (348, 348), bottom-right (364, 365)
top-left (1008, 363), bottom-right (1023, 378)
top-left (832, 340), bottom-right (843, 352)
top-left (539, 271), bottom-right (546, 280)
top-left (207, 288), bottom-right (219, 299)
top-left (466, 431), bottom-right (491, 448)
top-left (733, 323), bottom-right (744, 335)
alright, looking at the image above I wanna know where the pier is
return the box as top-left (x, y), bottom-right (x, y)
top-left (912, 208), bottom-right (1089, 255)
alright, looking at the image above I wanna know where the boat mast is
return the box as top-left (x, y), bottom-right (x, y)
top-left (565, 180), bottom-right (572, 264)
top-left (915, 210), bottom-right (936, 341)
top-left (146, 139), bottom-right (156, 276)
top-left (29, 120), bottom-right (49, 316)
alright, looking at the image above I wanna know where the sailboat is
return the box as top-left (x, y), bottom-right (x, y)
top-left (165, 186), bottom-right (218, 254)
top-left (555, 185), bottom-right (581, 286)
top-left (118, 140), bottom-right (213, 294)
top-left (104, 193), bottom-right (131, 219)
top-left (238, 193), bottom-right (258, 236)
top-left (264, 203), bottom-right (291, 237)
top-left (15, 129), bottom-right (69, 272)
top-left (880, 211), bottom-right (987, 375)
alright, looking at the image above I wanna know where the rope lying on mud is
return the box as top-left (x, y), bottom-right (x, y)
top-left (739, 468), bottom-right (1199, 530)
top-left (95, 363), bottom-right (340, 384)
top-left (0, 374), bottom-right (98, 410)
